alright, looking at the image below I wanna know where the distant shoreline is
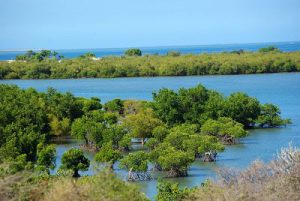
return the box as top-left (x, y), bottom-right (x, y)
top-left (0, 50), bottom-right (299, 79)
top-left (0, 49), bottom-right (44, 52)
top-left (1, 41), bottom-right (299, 52)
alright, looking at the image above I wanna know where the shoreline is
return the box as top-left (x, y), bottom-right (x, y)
top-left (0, 71), bottom-right (299, 81)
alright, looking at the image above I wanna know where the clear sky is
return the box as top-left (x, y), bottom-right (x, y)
top-left (0, 0), bottom-right (299, 49)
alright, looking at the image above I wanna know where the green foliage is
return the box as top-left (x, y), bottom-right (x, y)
top-left (2, 49), bottom-right (299, 79)
top-left (119, 134), bottom-right (132, 151)
top-left (152, 125), bottom-right (169, 142)
top-left (49, 115), bottom-right (71, 136)
top-left (80, 97), bottom-right (102, 113)
top-left (230, 49), bottom-right (245, 54)
top-left (152, 144), bottom-right (194, 176)
top-left (119, 151), bottom-right (148, 172)
top-left (178, 85), bottom-right (209, 124)
top-left (258, 46), bottom-right (281, 53)
top-left (152, 85), bottom-right (286, 129)
top-left (149, 123), bottom-right (225, 175)
top-left (15, 49), bottom-right (63, 62)
top-left (44, 87), bottom-right (83, 121)
top-left (201, 91), bottom-right (226, 123)
top-left (152, 88), bottom-right (184, 126)
top-left (104, 98), bottom-right (124, 114)
top-left (95, 141), bottom-right (122, 168)
top-left (123, 100), bottom-right (147, 115)
top-left (71, 109), bottom-right (124, 149)
top-left (8, 154), bottom-right (32, 174)
top-left (0, 85), bottom-right (48, 161)
top-left (125, 48), bottom-right (142, 56)
top-left (124, 108), bottom-right (163, 143)
top-left (201, 117), bottom-right (248, 143)
top-left (256, 103), bottom-right (291, 127)
top-left (164, 124), bottom-right (197, 150)
top-left (60, 148), bottom-right (90, 177)
top-left (71, 115), bottom-right (105, 147)
top-left (166, 51), bottom-right (181, 57)
top-left (156, 180), bottom-right (192, 201)
top-left (145, 138), bottom-right (160, 150)
top-left (102, 124), bottom-right (127, 149)
top-left (79, 52), bottom-right (96, 59)
top-left (183, 135), bottom-right (225, 157)
top-left (36, 144), bottom-right (56, 172)
top-left (223, 92), bottom-right (261, 127)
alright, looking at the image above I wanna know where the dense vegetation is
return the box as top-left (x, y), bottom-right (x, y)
top-left (0, 46), bottom-right (299, 79)
top-left (0, 83), bottom-right (293, 200)
top-left (0, 84), bottom-right (290, 180)
top-left (1, 145), bottom-right (298, 201)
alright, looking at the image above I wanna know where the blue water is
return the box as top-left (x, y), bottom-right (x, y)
top-left (0, 41), bottom-right (300, 60)
top-left (1, 73), bottom-right (299, 200)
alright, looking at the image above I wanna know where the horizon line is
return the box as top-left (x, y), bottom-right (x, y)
top-left (0, 40), bottom-right (299, 52)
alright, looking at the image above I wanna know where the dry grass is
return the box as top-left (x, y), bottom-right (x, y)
top-left (185, 144), bottom-right (300, 201)
top-left (0, 171), bottom-right (51, 201)
top-left (42, 171), bottom-right (149, 201)
top-left (0, 170), bottom-right (148, 201)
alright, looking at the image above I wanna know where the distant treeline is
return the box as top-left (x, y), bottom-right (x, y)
top-left (0, 46), bottom-right (299, 79)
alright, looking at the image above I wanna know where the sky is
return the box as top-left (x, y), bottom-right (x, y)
top-left (0, 0), bottom-right (299, 50)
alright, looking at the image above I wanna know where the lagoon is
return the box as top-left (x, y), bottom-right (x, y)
top-left (1, 72), bottom-right (300, 200)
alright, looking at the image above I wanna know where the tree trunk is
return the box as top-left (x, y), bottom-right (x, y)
top-left (167, 168), bottom-right (188, 177)
top-left (202, 151), bottom-right (217, 162)
top-left (84, 136), bottom-right (88, 146)
top-left (73, 169), bottom-right (80, 177)
top-left (141, 138), bottom-right (144, 145)
top-left (128, 168), bottom-right (134, 181)
top-left (109, 162), bottom-right (114, 170)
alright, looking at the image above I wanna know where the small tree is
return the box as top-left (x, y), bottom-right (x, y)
top-left (80, 52), bottom-right (96, 59)
top-left (156, 180), bottom-right (191, 201)
top-left (183, 135), bottom-right (225, 161)
top-left (104, 98), bottom-right (124, 114)
top-left (71, 116), bottom-right (105, 147)
top-left (258, 46), bottom-right (281, 53)
top-left (224, 92), bottom-right (261, 128)
top-left (124, 108), bottom-right (163, 145)
top-left (166, 51), bottom-right (181, 57)
top-left (95, 141), bottom-right (122, 169)
top-left (154, 144), bottom-right (194, 177)
top-left (124, 48), bottom-right (142, 56)
top-left (119, 151), bottom-right (150, 181)
top-left (36, 144), bottom-right (56, 173)
top-left (256, 103), bottom-right (291, 128)
top-left (60, 148), bottom-right (90, 177)
top-left (119, 134), bottom-right (132, 151)
top-left (201, 117), bottom-right (248, 144)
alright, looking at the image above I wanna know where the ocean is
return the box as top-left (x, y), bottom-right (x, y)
top-left (0, 41), bottom-right (300, 60)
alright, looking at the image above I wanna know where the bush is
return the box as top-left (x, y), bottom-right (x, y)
top-left (125, 48), bottom-right (142, 56)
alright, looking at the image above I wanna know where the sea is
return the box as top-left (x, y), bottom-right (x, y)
top-left (0, 41), bottom-right (300, 60)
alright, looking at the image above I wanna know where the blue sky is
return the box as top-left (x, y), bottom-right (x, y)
top-left (0, 0), bottom-right (299, 49)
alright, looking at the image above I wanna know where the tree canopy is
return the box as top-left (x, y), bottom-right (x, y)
top-left (60, 148), bottom-right (90, 177)
top-left (124, 48), bottom-right (142, 56)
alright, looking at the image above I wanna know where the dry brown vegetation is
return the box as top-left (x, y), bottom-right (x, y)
top-left (0, 170), bottom-right (148, 201)
top-left (184, 144), bottom-right (300, 201)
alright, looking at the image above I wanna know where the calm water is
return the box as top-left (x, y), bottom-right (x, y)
top-left (1, 73), bottom-right (300, 200)
top-left (0, 41), bottom-right (300, 60)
